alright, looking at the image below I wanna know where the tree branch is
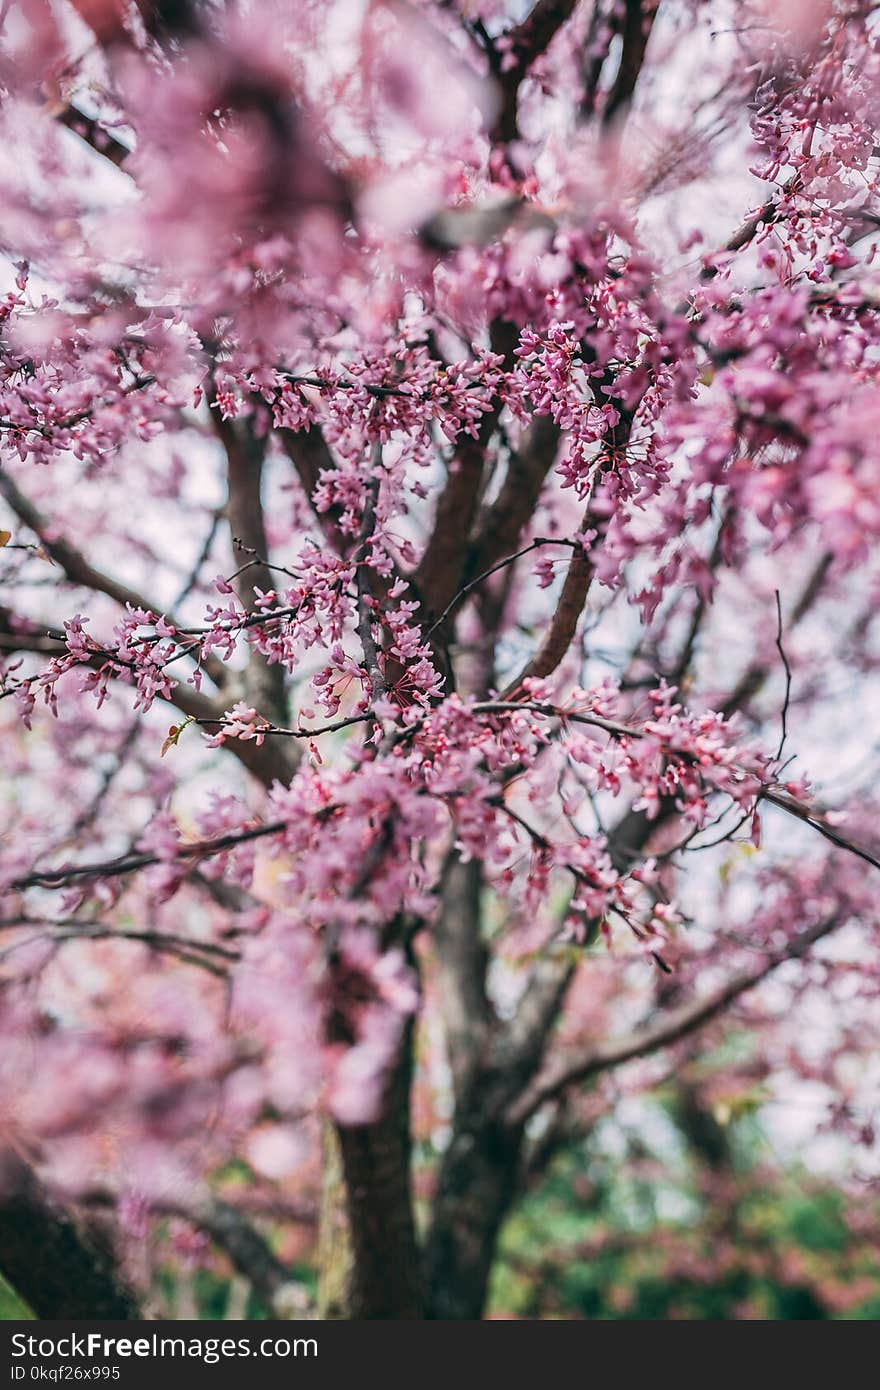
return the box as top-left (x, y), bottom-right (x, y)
top-left (491, 0), bottom-right (579, 143)
top-left (9, 819), bottom-right (286, 892)
top-left (413, 321), bottom-right (517, 661)
top-left (355, 462), bottom-right (386, 702)
top-left (464, 415), bottom-right (560, 596)
top-left (499, 380), bottom-right (637, 698)
top-left (721, 553), bottom-right (831, 719)
top-left (209, 400), bottom-right (291, 735)
top-left (500, 541), bottom-right (592, 696)
top-left (506, 911), bottom-right (841, 1125)
top-left (0, 611), bottom-right (286, 790)
top-left (55, 102), bottom-right (132, 169)
top-left (601, 0), bottom-right (660, 129)
top-left (0, 469), bottom-right (228, 690)
top-left (277, 423), bottom-right (348, 554)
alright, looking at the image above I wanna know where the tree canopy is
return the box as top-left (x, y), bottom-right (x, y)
top-left (0, 0), bottom-right (879, 1320)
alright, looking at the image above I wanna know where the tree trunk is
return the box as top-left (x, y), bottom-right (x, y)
top-left (425, 1099), bottom-right (525, 1319)
top-left (318, 1017), bottom-right (423, 1319)
top-left (0, 1154), bottom-right (138, 1319)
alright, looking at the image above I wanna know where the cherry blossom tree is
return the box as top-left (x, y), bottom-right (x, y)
top-left (490, 1077), bottom-right (880, 1320)
top-left (1, 0), bottom-right (879, 1320)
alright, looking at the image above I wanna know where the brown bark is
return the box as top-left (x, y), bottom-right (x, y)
top-left (213, 410), bottom-right (291, 732)
top-left (316, 1123), bottom-right (354, 1318)
top-left (413, 320), bottom-right (518, 675)
top-left (333, 1018), bottom-right (423, 1318)
top-left (434, 856), bottom-right (492, 1099)
top-left (465, 415), bottom-right (560, 589)
top-left (425, 1102), bottom-right (525, 1320)
top-left (425, 945), bottom-right (573, 1318)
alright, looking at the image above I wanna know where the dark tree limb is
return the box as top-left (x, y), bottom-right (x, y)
top-left (434, 854), bottom-right (492, 1098)
top-left (277, 423), bottom-right (348, 555)
top-left (333, 1018), bottom-right (423, 1319)
top-left (354, 466), bottom-right (386, 701)
top-left (500, 542), bottom-right (592, 696)
top-left (184, 1197), bottom-right (308, 1316)
top-left (321, 852), bottom-right (423, 1318)
top-left (0, 1153), bottom-right (138, 1319)
top-left (9, 818), bottom-right (286, 892)
top-left (464, 415), bottom-right (560, 594)
top-left (491, 0), bottom-right (580, 143)
top-left (413, 321), bottom-right (518, 644)
top-left (602, 1), bottom-right (660, 129)
top-left (414, 432), bottom-right (493, 622)
top-left (499, 383), bottom-right (637, 698)
top-left (55, 102), bottom-right (132, 169)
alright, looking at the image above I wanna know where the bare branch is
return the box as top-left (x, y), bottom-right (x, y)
top-left (55, 102), bottom-right (132, 169)
top-left (722, 553), bottom-right (831, 719)
top-left (761, 787), bottom-right (880, 873)
top-left (0, 922), bottom-right (238, 978)
top-left (507, 911), bottom-right (840, 1125)
top-left (773, 588), bottom-right (792, 761)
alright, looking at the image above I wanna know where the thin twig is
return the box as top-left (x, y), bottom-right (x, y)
top-left (194, 713), bottom-right (369, 739)
top-left (424, 537), bottom-right (579, 638)
top-left (774, 588), bottom-right (792, 762)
